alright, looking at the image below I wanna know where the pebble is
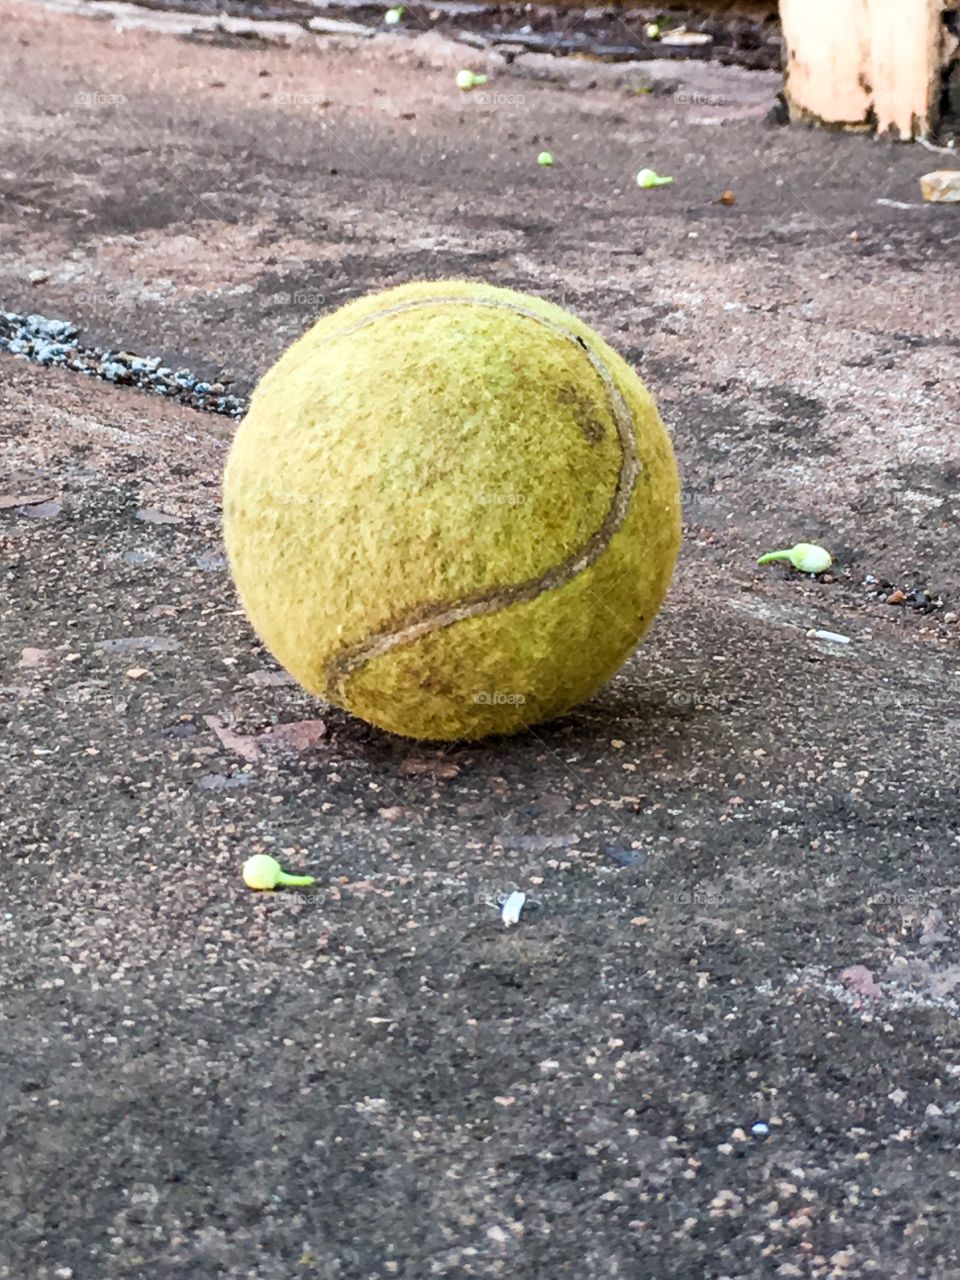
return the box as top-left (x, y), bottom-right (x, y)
top-left (33, 341), bottom-right (72, 365)
top-left (0, 309), bottom-right (247, 419)
top-left (708, 1188), bottom-right (743, 1216)
top-left (919, 170), bottom-right (960, 203)
top-left (194, 550), bottom-right (228, 572)
top-left (136, 508), bottom-right (183, 526)
top-left (19, 647), bottom-right (54, 669)
top-left (18, 500), bottom-right (62, 519)
top-left (601, 842), bottom-right (647, 868)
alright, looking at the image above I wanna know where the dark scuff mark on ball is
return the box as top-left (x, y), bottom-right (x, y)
top-left (555, 382), bottom-right (607, 446)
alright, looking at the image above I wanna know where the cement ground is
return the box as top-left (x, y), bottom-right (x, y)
top-left (1, 2), bottom-right (959, 1277)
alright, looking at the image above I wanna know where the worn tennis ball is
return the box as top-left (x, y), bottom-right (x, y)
top-left (224, 280), bottom-right (681, 741)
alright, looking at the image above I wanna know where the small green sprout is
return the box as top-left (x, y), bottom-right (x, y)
top-left (645, 22), bottom-right (661, 39)
top-left (384, 5), bottom-right (405, 23)
top-left (758, 543), bottom-right (833, 574)
top-left (455, 69), bottom-right (488, 91)
top-left (636, 168), bottom-right (674, 189)
top-left (537, 150), bottom-right (555, 167)
top-left (242, 854), bottom-right (315, 891)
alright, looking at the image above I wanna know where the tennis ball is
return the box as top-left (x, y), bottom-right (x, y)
top-left (223, 280), bottom-right (681, 741)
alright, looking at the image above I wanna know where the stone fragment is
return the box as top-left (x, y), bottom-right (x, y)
top-left (920, 171), bottom-right (960, 203)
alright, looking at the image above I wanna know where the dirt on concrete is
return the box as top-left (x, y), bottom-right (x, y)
top-left (1, 2), bottom-right (959, 1278)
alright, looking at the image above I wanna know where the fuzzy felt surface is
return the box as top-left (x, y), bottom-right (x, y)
top-left (223, 279), bottom-right (681, 740)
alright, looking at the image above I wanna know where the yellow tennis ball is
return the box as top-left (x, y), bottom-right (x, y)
top-left (223, 280), bottom-right (681, 741)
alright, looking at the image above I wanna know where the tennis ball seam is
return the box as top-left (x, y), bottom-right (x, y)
top-left (323, 294), bottom-right (642, 703)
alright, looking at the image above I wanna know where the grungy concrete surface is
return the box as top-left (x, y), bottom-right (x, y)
top-left (1, 2), bottom-right (959, 1278)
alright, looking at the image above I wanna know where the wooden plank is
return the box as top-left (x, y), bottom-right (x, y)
top-left (781, 0), bottom-right (957, 139)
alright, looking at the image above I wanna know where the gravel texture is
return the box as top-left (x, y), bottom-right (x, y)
top-left (0, 309), bottom-right (247, 417)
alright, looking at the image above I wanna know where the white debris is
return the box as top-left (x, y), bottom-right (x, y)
top-left (806, 628), bottom-right (851, 645)
top-left (660, 29), bottom-right (712, 46)
top-left (501, 891), bottom-right (526, 927)
top-left (918, 137), bottom-right (957, 156)
top-left (919, 170), bottom-right (960, 204)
